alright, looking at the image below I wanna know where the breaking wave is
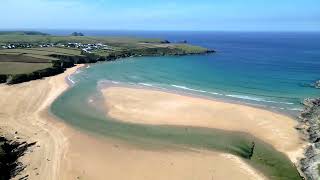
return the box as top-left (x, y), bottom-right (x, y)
top-left (170, 84), bottom-right (294, 105)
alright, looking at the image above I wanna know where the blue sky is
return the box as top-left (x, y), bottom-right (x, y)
top-left (1, 0), bottom-right (319, 31)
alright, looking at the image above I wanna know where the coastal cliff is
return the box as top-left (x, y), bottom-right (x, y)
top-left (298, 98), bottom-right (320, 179)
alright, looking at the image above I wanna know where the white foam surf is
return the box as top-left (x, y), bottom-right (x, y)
top-left (171, 84), bottom-right (207, 93)
top-left (67, 75), bottom-right (75, 84)
top-left (225, 94), bottom-right (293, 105)
top-left (111, 81), bottom-right (120, 84)
top-left (138, 83), bottom-right (154, 87)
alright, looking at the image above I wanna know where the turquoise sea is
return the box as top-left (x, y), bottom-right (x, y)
top-left (50, 31), bottom-right (320, 179)
top-left (52, 31), bottom-right (320, 114)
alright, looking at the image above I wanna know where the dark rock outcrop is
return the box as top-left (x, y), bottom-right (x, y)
top-left (0, 75), bottom-right (7, 84)
top-left (0, 136), bottom-right (36, 180)
top-left (298, 98), bottom-right (320, 179)
top-left (315, 80), bottom-right (320, 89)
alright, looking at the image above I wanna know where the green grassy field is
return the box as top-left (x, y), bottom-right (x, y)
top-left (0, 33), bottom-right (212, 82)
top-left (173, 44), bottom-right (209, 53)
top-left (0, 47), bottom-right (81, 57)
top-left (0, 62), bottom-right (52, 74)
top-left (0, 31), bottom-right (48, 36)
top-left (0, 34), bottom-right (163, 48)
top-left (0, 47), bottom-right (83, 75)
top-left (0, 54), bottom-right (53, 63)
top-left (0, 53), bottom-right (53, 74)
top-left (0, 33), bottom-right (210, 53)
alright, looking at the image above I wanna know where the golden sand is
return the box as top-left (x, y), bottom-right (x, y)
top-left (0, 65), bottom-right (266, 180)
top-left (103, 87), bottom-right (306, 163)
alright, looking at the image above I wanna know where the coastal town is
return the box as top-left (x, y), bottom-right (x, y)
top-left (1, 42), bottom-right (112, 53)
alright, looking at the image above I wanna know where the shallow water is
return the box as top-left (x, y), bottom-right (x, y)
top-left (63, 31), bottom-right (320, 114)
top-left (49, 31), bottom-right (320, 179)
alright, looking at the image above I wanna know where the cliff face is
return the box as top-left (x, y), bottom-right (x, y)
top-left (299, 98), bottom-right (320, 179)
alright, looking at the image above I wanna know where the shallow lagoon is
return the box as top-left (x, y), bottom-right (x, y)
top-left (50, 32), bottom-right (320, 179)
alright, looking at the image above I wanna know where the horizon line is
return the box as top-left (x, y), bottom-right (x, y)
top-left (0, 28), bottom-right (320, 33)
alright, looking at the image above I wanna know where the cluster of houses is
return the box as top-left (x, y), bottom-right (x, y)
top-left (1, 44), bottom-right (33, 49)
top-left (1, 43), bottom-right (57, 49)
top-left (0, 42), bottom-right (112, 54)
top-left (64, 43), bottom-right (112, 53)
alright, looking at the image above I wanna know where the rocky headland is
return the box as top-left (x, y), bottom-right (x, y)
top-left (298, 98), bottom-right (320, 179)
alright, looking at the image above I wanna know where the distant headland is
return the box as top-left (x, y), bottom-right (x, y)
top-left (0, 31), bottom-right (214, 84)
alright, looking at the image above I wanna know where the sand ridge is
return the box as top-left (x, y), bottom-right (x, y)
top-left (102, 86), bottom-right (306, 163)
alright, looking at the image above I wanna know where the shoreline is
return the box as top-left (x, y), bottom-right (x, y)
top-left (96, 79), bottom-right (302, 119)
top-left (0, 43), bottom-right (215, 85)
top-left (101, 86), bottom-right (306, 169)
top-left (0, 61), bottom-right (310, 179)
top-left (0, 63), bottom-right (266, 180)
top-left (0, 64), bottom-right (84, 179)
top-left (97, 79), bottom-right (301, 119)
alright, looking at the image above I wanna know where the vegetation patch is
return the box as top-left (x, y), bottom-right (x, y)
top-left (0, 62), bottom-right (52, 75)
top-left (0, 31), bottom-right (49, 36)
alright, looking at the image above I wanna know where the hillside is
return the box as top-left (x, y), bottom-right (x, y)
top-left (0, 31), bottom-right (49, 36)
top-left (0, 33), bottom-right (214, 84)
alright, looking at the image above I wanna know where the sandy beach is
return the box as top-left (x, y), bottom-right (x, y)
top-left (60, 130), bottom-right (265, 180)
top-left (0, 65), bottom-right (83, 180)
top-left (103, 87), bottom-right (306, 163)
top-left (0, 65), bottom-right (266, 180)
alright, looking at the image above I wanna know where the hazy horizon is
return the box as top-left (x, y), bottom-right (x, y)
top-left (1, 29), bottom-right (320, 33)
top-left (1, 0), bottom-right (319, 32)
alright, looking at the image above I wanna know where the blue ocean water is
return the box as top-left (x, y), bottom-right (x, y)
top-left (60, 31), bottom-right (320, 114)
top-left (48, 32), bottom-right (315, 179)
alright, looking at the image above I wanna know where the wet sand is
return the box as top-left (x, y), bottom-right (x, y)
top-left (61, 130), bottom-right (265, 180)
top-left (0, 65), bottom-right (265, 180)
top-left (102, 87), bottom-right (306, 164)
